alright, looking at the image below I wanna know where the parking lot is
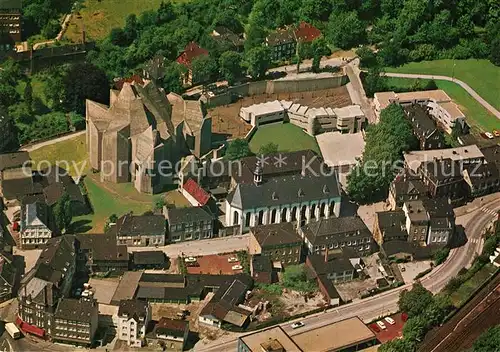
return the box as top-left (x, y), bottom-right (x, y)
top-left (399, 261), bottom-right (432, 283)
top-left (186, 253), bottom-right (243, 275)
top-left (368, 313), bottom-right (408, 343)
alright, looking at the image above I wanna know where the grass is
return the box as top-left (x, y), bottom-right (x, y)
top-left (449, 264), bottom-right (497, 307)
top-left (385, 59), bottom-right (500, 111)
top-left (383, 77), bottom-right (500, 133)
top-left (73, 176), bottom-right (153, 233)
top-left (249, 123), bottom-right (321, 155)
top-left (64, 0), bottom-right (175, 42)
top-left (28, 134), bottom-right (89, 176)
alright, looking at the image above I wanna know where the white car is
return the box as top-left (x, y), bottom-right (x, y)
top-left (291, 321), bottom-right (305, 329)
top-left (227, 257), bottom-right (238, 263)
top-left (485, 132), bottom-right (494, 139)
top-left (385, 317), bottom-right (395, 325)
top-left (184, 257), bottom-right (197, 263)
top-left (232, 265), bottom-right (243, 270)
top-left (377, 321), bottom-right (387, 330)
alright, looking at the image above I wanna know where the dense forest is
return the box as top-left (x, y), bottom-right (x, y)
top-left (87, 0), bottom-right (500, 83)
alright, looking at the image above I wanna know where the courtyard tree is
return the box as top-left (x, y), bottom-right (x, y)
top-left (282, 264), bottom-right (317, 294)
top-left (311, 37), bottom-right (331, 72)
top-left (219, 51), bottom-right (244, 85)
top-left (225, 138), bottom-right (252, 160)
top-left (62, 63), bottom-right (110, 115)
top-left (245, 46), bottom-right (272, 79)
top-left (54, 192), bottom-right (72, 233)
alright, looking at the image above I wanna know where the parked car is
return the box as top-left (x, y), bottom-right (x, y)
top-left (227, 257), bottom-right (238, 263)
top-left (75, 288), bottom-right (82, 297)
top-left (485, 132), bottom-right (494, 139)
top-left (231, 265), bottom-right (243, 270)
top-left (493, 130), bottom-right (500, 137)
top-left (377, 321), bottom-right (387, 330)
top-left (370, 324), bottom-right (380, 333)
top-left (291, 321), bottom-right (305, 329)
top-left (401, 313), bottom-right (409, 322)
top-left (385, 317), bottom-right (395, 325)
top-left (184, 257), bottom-right (197, 263)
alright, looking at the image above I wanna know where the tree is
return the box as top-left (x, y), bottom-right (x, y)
top-left (69, 112), bottom-right (85, 130)
top-left (356, 46), bottom-right (378, 68)
top-left (258, 142), bottom-right (279, 155)
top-left (219, 51), bottom-right (243, 85)
top-left (157, 0), bottom-right (176, 24)
top-left (23, 81), bottom-right (34, 111)
top-left (282, 264), bottom-right (317, 294)
top-left (62, 63), bottom-right (110, 115)
top-left (362, 65), bottom-right (388, 97)
top-left (401, 315), bottom-right (428, 345)
top-left (225, 138), bottom-right (251, 160)
top-left (155, 197), bottom-right (166, 210)
top-left (245, 46), bottom-right (271, 79)
top-left (20, 111), bottom-right (69, 143)
top-left (473, 325), bottom-right (500, 352)
top-left (433, 247), bottom-right (450, 265)
top-left (191, 56), bottom-right (219, 84)
top-left (54, 192), bottom-right (72, 233)
top-left (42, 19), bottom-right (60, 39)
top-left (162, 62), bottom-right (185, 94)
top-left (327, 11), bottom-right (366, 49)
top-left (490, 36), bottom-right (500, 66)
top-left (124, 14), bottom-right (138, 43)
top-left (110, 28), bottom-right (128, 46)
top-left (398, 282), bottom-right (433, 317)
top-left (311, 38), bottom-right (331, 72)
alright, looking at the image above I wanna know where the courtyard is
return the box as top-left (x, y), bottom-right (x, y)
top-left (249, 123), bottom-right (321, 154)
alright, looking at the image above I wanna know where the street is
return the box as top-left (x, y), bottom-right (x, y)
top-left (129, 235), bottom-right (249, 257)
top-left (195, 197), bottom-right (500, 351)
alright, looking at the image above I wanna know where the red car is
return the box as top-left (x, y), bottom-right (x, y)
top-left (371, 323), bottom-right (381, 333)
top-left (401, 313), bottom-right (409, 322)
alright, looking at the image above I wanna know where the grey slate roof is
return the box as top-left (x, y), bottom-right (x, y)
top-left (55, 298), bottom-right (97, 323)
top-left (308, 250), bottom-right (355, 276)
top-left (250, 222), bottom-right (302, 248)
top-left (0, 151), bottom-right (29, 171)
top-left (0, 0), bottom-right (21, 9)
top-left (118, 299), bottom-right (149, 320)
top-left (228, 172), bottom-right (341, 209)
top-left (166, 206), bottom-right (213, 226)
top-left (132, 251), bottom-right (166, 265)
top-left (76, 233), bottom-right (129, 262)
top-left (116, 214), bottom-right (166, 237)
top-left (302, 216), bottom-right (370, 246)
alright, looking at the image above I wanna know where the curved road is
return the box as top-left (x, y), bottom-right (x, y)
top-left (383, 72), bottom-right (500, 120)
top-left (197, 198), bottom-right (500, 351)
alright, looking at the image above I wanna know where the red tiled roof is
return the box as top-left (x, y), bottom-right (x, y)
top-left (176, 42), bottom-right (209, 68)
top-left (16, 317), bottom-right (45, 337)
top-left (295, 22), bottom-right (321, 43)
top-left (183, 178), bottom-right (210, 205)
top-left (114, 75), bottom-right (144, 90)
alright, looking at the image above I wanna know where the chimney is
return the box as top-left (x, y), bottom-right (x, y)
top-left (324, 247), bottom-right (329, 263)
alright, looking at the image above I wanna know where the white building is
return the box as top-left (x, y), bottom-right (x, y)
top-left (373, 90), bottom-right (466, 134)
top-left (20, 201), bottom-right (54, 249)
top-left (239, 100), bottom-right (366, 135)
top-left (117, 300), bottom-right (151, 348)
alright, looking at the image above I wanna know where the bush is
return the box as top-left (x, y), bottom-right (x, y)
top-left (433, 247), bottom-right (450, 265)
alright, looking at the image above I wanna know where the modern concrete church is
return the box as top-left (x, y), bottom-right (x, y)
top-left (86, 81), bottom-right (212, 194)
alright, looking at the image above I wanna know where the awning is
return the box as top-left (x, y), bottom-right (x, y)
top-left (16, 317), bottom-right (45, 337)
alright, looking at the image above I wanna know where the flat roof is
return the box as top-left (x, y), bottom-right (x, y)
top-left (241, 100), bottom-right (284, 116)
top-left (375, 90), bottom-right (451, 110)
top-left (438, 101), bottom-right (465, 119)
top-left (333, 105), bottom-right (364, 118)
top-left (89, 278), bottom-right (119, 305)
top-left (291, 317), bottom-right (376, 352)
top-left (240, 326), bottom-right (302, 352)
top-left (317, 131), bottom-right (365, 167)
top-left (403, 145), bottom-right (484, 171)
top-left (110, 271), bottom-right (142, 304)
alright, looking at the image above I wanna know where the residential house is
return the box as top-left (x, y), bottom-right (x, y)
top-left (76, 233), bottom-right (129, 274)
top-left (176, 42), bottom-right (209, 86)
top-left (372, 210), bottom-right (407, 245)
top-left (180, 178), bottom-right (217, 214)
top-left (418, 158), bottom-right (469, 203)
top-left (403, 200), bottom-right (430, 245)
top-left (462, 162), bottom-right (500, 197)
top-left (146, 318), bottom-right (189, 351)
top-left (18, 236), bottom-right (76, 338)
top-left (403, 145), bottom-right (485, 173)
top-left (20, 199), bottom-right (56, 249)
top-left (132, 251), bottom-right (167, 270)
top-left (211, 26), bottom-right (244, 51)
top-left (225, 151), bottom-right (342, 232)
top-left (388, 170), bottom-right (428, 210)
top-left (199, 275), bottom-right (253, 328)
top-left (0, 0), bottom-right (21, 50)
top-left (0, 152), bottom-right (40, 207)
top-left (117, 299), bottom-right (152, 347)
top-left (53, 298), bottom-right (99, 347)
top-left (0, 251), bottom-right (16, 302)
top-left (165, 206), bottom-right (214, 243)
top-left (114, 213), bottom-right (166, 247)
top-left (249, 222), bottom-right (303, 265)
top-left (250, 255), bottom-right (274, 284)
top-left (265, 22), bottom-right (321, 61)
top-left (300, 216), bottom-right (374, 256)
top-left (404, 105), bottom-right (445, 150)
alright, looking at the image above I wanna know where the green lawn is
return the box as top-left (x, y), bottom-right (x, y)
top-left (64, 0), bottom-right (179, 41)
top-left (73, 176), bottom-right (154, 233)
top-left (385, 59), bottom-right (500, 111)
top-left (383, 77), bottom-right (500, 133)
top-left (249, 123), bottom-right (321, 155)
top-left (29, 134), bottom-right (89, 176)
top-left (450, 264), bottom-right (497, 307)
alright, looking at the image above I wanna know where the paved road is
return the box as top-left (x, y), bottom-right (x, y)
top-left (129, 235), bottom-right (249, 258)
top-left (196, 198), bottom-right (500, 351)
top-left (383, 72), bottom-right (500, 120)
top-left (346, 59), bottom-right (376, 124)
